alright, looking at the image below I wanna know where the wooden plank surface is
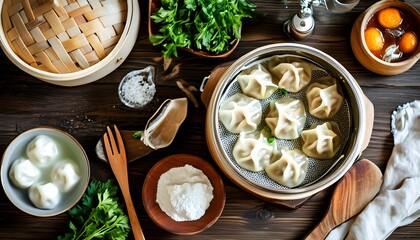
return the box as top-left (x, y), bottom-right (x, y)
top-left (1, 0), bottom-right (420, 239)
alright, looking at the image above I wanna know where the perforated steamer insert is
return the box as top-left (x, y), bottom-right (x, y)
top-left (206, 43), bottom-right (373, 201)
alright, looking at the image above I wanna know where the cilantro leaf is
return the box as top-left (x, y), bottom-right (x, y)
top-left (149, 0), bottom-right (256, 58)
top-left (57, 179), bottom-right (131, 240)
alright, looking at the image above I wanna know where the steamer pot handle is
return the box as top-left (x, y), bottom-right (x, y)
top-left (200, 63), bottom-right (231, 108)
top-left (361, 95), bottom-right (374, 153)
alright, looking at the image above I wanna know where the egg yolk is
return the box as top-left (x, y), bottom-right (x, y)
top-left (399, 32), bottom-right (418, 54)
top-left (365, 27), bottom-right (384, 52)
top-left (378, 7), bottom-right (402, 29)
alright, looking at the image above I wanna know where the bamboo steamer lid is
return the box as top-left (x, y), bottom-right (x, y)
top-left (0, 0), bottom-right (139, 86)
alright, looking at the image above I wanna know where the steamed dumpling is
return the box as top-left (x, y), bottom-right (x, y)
top-left (9, 158), bottom-right (40, 189)
top-left (265, 97), bottom-right (306, 139)
top-left (306, 76), bottom-right (344, 119)
top-left (233, 130), bottom-right (277, 172)
top-left (29, 182), bottom-right (61, 209)
top-left (301, 122), bottom-right (341, 159)
top-left (237, 64), bottom-right (278, 99)
top-left (268, 56), bottom-right (312, 93)
top-left (51, 160), bottom-right (81, 192)
top-left (219, 93), bottom-right (262, 134)
top-left (265, 149), bottom-right (308, 188)
top-left (26, 135), bottom-right (58, 167)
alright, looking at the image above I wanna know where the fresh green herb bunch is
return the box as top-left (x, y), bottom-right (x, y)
top-left (149, 0), bottom-right (256, 58)
top-left (57, 179), bottom-right (131, 240)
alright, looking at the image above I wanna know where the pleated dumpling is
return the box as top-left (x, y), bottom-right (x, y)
top-left (233, 130), bottom-right (277, 172)
top-left (265, 97), bottom-right (306, 139)
top-left (306, 76), bottom-right (344, 119)
top-left (237, 64), bottom-right (278, 99)
top-left (265, 149), bottom-right (308, 188)
top-left (268, 56), bottom-right (312, 93)
top-left (219, 93), bottom-right (262, 134)
top-left (301, 122), bottom-right (341, 159)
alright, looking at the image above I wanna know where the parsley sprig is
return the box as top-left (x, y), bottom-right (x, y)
top-left (149, 0), bottom-right (256, 58)
top-left (57, 179), bottom-right (131, 240)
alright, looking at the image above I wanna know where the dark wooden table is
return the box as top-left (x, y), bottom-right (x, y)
top-left (1, 0), bottom-right (420, 239)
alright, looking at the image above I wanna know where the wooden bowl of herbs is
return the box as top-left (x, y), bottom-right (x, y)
top-left (148, 0), bottom-right (256, 59)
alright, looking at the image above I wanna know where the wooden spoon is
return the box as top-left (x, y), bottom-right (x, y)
top-left (304, 159), bottom-right (383, 240)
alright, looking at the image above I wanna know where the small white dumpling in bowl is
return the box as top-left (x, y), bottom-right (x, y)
top-left (26, 135), bottom-right (58, 167)
top-left (8, 158), bottom-right (40, 189)
top-left (51, 160), bottom-right (81, 192)
top-left (28, 182), bottom-right (61, 209)
top-left (265, 149), bottom-right (309, 188)
top-left (219, 93), bottom-right (262, 134)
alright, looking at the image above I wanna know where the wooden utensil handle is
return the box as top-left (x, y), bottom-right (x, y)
top-left (121, 186), bottom-right (145, 240)
top-left (304, 215), bottom-right (335, 240)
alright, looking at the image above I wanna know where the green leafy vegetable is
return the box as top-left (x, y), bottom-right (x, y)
top-left (132, 131), bottom-right (143, 139)
top-left (149, 0), bottom-right (256, 58)
top-left (278, 88), bottom-right (288, 95)
top-left (57, 179), bottom-right (131, 240)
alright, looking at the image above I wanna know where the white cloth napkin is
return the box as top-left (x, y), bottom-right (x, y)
top-left (326, 100), bottom-right (420, 240)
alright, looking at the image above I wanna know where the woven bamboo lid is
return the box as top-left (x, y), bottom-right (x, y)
top-left (1, 0), bottom-right (127, 74)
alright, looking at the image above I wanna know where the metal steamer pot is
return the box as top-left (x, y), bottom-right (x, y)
top-left (204, 43), bottom-right (374, 203)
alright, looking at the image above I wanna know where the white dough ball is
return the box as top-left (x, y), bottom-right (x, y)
top-left (8, 158), bottom-right (40, 189)
top-left (26, 135), bottom-right (58, 167)
top-left (51, 160), bottom-right (81, 192)
top-left (28, 182), bottom-right (61, 209)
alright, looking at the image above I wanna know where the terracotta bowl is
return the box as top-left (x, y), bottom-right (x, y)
top-left (142, 154), bottom-right (225, 235)
top-left (148, 0), bottom-right (239, 58)
top-left (350, 0), bottom-right (420, 75)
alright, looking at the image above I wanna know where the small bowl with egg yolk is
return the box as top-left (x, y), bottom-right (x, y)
top-left (350, 0), bottom-right (420, 75)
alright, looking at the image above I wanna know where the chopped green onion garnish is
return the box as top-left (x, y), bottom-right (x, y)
top-left (279, 88), bottom-right (288, 95)
top-left (264, 126), bottom-right (271, 133)
top-left (133, 131), bottom-right (143, 139)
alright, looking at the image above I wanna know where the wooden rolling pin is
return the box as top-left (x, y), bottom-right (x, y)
top-left (305, 159), bottom-right (383, 240)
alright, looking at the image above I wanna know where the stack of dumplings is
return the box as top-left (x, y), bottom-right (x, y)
top-left (218, 55), bottom-right (346, 188)
top-left (8, 135), bottom-right (81, 209)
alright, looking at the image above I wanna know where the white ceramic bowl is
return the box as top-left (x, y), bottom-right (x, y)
top-left (1, 127), bottom-right (90, 217)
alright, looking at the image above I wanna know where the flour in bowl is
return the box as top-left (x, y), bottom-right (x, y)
top-left (156, 164), bottom-right (214, 221)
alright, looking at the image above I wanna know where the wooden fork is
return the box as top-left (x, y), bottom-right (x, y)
top-left (103, 125), bottom-right (145, 240)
